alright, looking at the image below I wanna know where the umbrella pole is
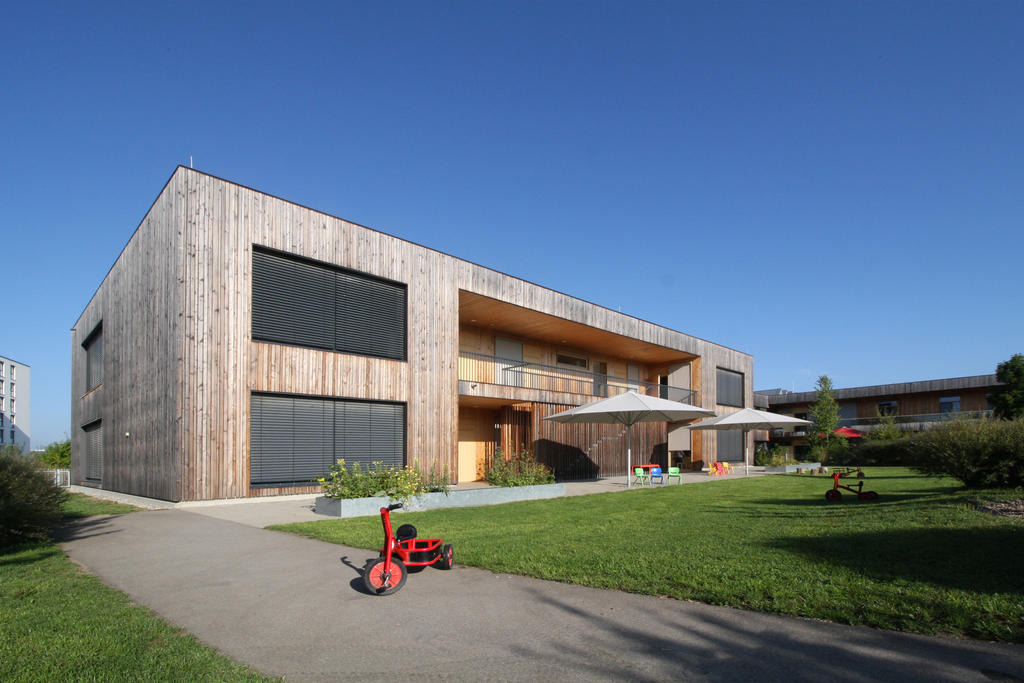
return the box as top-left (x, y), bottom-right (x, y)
top-left (627, 426), bottom-right (632, 488)
top-left (744, 429), bottom-right (749, 476)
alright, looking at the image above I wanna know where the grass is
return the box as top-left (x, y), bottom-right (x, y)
top-left (271, 468), bottom-right (1024, 642)
top-left (61, 491), bottom-right (143, 518)
top-left (0, 493), bottom-right (271, 682)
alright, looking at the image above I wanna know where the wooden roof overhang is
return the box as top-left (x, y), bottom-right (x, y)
top-left (458, 291), bottom-right (698, 366)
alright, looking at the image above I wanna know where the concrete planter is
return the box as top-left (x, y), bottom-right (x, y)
top-left (315, 482), bottom-right (566, 518)
top-left (764, 462), bottom-right (821, 473)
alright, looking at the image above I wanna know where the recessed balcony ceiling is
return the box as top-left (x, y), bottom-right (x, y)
top-left (459, 291), bottom-right (697, 366)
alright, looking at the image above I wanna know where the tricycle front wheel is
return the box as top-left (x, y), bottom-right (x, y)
top-left (363, 557), bottom-right (408, 595)
top-left (825, 489), bottom-right (841, 502)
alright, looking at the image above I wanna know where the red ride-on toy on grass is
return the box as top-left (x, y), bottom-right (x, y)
top-left (362, 502), bottom-right (453, 595)
top-left (825, 470), bottom-right (878, 502)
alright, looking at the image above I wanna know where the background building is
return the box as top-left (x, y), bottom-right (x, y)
top-left (71, 167), bottom-right (754, 502)
top-left (756, 374), bottom-right (999, 457)
top-left (0, 355), bottom-right (30, 451)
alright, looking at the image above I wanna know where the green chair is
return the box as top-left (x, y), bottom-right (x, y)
top-left (666, 466), bottom-right (682, 484)
top-left (633, 467), bottom-right (650, 486)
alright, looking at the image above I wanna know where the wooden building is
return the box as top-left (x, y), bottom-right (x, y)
top-left (757, 374), bottom-right (999, 457)
top-left (71, 167), bottom-right (754, 502)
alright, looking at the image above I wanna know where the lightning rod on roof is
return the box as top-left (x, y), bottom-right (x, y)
top-left (190, 155), bottom-right (193, 168)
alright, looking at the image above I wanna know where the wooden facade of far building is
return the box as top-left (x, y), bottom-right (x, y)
top-left (71, 167), bottom-right (754, 502)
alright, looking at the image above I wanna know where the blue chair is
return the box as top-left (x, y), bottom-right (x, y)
top-left (650, 467), bottom-right (664, 485)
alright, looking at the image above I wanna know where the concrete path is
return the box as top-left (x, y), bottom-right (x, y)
top-left (58, 508), bottom-right (1024, 682)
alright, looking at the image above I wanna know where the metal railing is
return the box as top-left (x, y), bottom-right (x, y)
top-left (839, 410), bottom-right (993, 428)
top-left (458, 351), bottom-right (698, 404)
top-left (42, 469), bottom-right (71, 488)
top-left (770, 410), bottom-right (994, 437)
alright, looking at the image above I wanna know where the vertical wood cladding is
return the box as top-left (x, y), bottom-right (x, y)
top-left (73, 166), bottom-right (752, 500)
top-left (70, 172), bottom-right (186, 501)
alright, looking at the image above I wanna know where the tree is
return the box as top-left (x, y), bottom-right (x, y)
top-left (990, 353), bottom-right (1024, 420)
top-left (35, 439), bottom-right (71, 469)
top-left (809, 375), bottom-right (840, 451)
top-left (864, 410), bottom-right (902, 442)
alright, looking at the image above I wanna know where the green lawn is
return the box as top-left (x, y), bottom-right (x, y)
top-left (272, 468), bottom-right (1024, 642)
top-left (0, 494), bottom-right (271, 682)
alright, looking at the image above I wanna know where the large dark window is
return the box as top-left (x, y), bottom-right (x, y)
top-left (83, 324), bottom-right (103, 392)
top-left (717, 430), bottom-right (743, 462)
top-left (252, 247), bottom-right (407, 361)
top-left (83, 420), bottom-right (103, 481)
top-left (250, 393), bottom-right (406, 487)
top-left (716, 367), bottom-right (744, 407)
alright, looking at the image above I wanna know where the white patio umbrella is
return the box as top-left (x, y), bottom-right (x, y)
top-left (690, 408), bottom-right (810, 475)
top-left (543, 390), bottom-right (716, 487)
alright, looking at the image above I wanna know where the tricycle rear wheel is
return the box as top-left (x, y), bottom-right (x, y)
top-left (438, 544), bottom-right (453, 570)
top-left (363, 557), bottom-right (408, 595)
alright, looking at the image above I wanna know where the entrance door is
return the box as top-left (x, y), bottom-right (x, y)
top-left (495, 337), bottom-right (524, 387)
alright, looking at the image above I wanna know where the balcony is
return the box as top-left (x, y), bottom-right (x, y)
top-left (458, 351), bottom-right (698, 404)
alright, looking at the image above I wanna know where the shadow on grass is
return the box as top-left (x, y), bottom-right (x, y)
top-left (757, 487), bottom-right (957, 507)
top-left (767, 526), bottom-right (1024, 593)
top-left (0, 541), bottom-right (59, 567)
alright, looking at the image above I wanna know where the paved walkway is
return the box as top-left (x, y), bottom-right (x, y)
top-left (58, 487), bottom-right (1024, 682)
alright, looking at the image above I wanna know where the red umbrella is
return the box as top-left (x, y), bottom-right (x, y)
top-left (834, 427), bottom-right (864, 438)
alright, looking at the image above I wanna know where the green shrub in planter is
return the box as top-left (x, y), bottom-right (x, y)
top-left (317, 460), bottom-right (427, 504)
top-left (912, 417), bottom-right (1024, 488)
top-left (0, 446), bottom-right (69, 547)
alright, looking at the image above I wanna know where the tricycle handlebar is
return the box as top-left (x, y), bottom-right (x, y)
top-left (387, 503), bottom-right (403, 511)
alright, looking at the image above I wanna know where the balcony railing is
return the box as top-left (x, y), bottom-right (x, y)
top-left (839, 410), bottom-right (993, 428)
top-left (458, 351), bottom-right (698, 404)
top-left (769, 410), bottom-right (994, 438)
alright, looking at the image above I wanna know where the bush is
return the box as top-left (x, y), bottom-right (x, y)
top-left (810, 437), bottom-right (849, 465)
top-left (835, 437), bottom-right (918, 466)
top-left (318, 460), bottom-right (426, 504)
top-left (0, 447), bottom-right (69, 547)
top-left (486, 447), bottom-right (555, 487)
top-left (754, 445), bottom-right (787, 467)
top-left (911, 417), bottom-right (1024, 488)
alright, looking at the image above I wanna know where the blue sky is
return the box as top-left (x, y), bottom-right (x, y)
top-left (3, 1), bottom-right (1022, 447)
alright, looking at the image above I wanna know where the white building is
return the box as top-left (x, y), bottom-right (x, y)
top-left (0, 355), bottom-right (30, 451)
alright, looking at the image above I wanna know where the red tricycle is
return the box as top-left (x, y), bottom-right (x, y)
top-left (362, 502), bottom-right (453, 595)
top-left (825, 470), bottom-right (878, 502)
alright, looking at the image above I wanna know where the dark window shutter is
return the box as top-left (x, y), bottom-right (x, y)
top-left (84, 421), bottom-right (103, 481)
top-left (716, 368), bottom-right (744, 408)
top-left (252, 251), bottom-right (335, 350)
top-left (293, 398), bottom-right (331, 482)
top-left (335, 272), bottom-right (407, 360)
top-left (84, 326), bottom-right (103, 391)
top-left (251, 395), bottom-right (296, 485)
top-left (250, 393), bottom-right (405, 487)
top-left (252, 248), bottom-right (406, 360)
top-left (717, 430), bottom-right (743, 462)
